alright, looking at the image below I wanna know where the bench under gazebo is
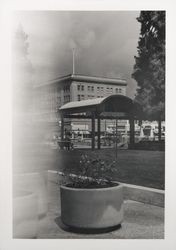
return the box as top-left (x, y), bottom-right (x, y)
top-left (59, 94), bottom-right (142, 150)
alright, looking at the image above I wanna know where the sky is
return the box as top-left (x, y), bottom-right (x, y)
top-left (13, 11), bottom-right (141, 98)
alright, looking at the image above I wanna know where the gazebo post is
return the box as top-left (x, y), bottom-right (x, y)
top-left (115, 118), bottom-right (118, 159)
top-left (97, 116), bottom-right (101, 149)
top-left (91, 112), bottom-right (95, 150)
top-left (129, 117), bottom-right (135, 149)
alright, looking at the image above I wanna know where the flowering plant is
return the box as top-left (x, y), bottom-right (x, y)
top-left (60, 154), bottom-right (118, 188)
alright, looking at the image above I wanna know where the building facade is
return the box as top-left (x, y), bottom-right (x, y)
top-left (33, 74), bottom-right (127, 139)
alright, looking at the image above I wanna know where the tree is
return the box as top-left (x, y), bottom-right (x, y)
top-left (132, 11), bottom-right (165, 141)
top-left (12, 24), bottom-right (34, 113)
top-left (12, 24), bottom-right (35, 152)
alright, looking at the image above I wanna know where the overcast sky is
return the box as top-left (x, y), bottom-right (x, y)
top-left (13, 11), bottom-right (140, 98)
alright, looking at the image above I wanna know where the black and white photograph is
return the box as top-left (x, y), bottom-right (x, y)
top-left (0, 0), bottom-right (176, 249)
top-left (12, 9), bottom-right (165, 239)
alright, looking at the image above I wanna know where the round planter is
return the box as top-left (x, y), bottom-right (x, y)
top-left (13, 189), bottom-right (38, 238)
top-left (60, 183), bottom-right (124, 232)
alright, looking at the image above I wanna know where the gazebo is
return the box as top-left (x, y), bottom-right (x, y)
top-left (59, 95), bottom-right (142, 150)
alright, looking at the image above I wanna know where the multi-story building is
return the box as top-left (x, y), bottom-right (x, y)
top-left (33, 73), bottom-right (127, 139)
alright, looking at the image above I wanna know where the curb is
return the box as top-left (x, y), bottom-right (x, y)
top-left (122, 183), bottom-right (164, 208)
top-left (47, 170), bottom-right (164, 208)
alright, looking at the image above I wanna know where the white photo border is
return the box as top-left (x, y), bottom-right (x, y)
top-left (0, 0), bottom-right (176, 249)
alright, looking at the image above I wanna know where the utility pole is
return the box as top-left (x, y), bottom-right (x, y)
top-left (72, 47), bottom-right (75, 75)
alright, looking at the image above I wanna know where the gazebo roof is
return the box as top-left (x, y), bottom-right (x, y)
top-left (60, 97), bottom-right (106, 110)
top-left (59, 95), bottom-right (142, 120)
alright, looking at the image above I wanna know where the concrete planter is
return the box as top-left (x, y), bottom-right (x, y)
top-left (13, 189), bottom-right (38, 238)
top-left (60, 183), bottom-right (124, 232)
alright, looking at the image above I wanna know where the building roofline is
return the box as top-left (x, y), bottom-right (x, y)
top-left (35, 73), bottom-right (127, 88)
top-left (34, 74), bottom-right (72, 88)
top-left (71, 74), bottom-right (127, 85)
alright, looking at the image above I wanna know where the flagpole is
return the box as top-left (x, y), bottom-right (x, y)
top-left (72, 48), bottom-right (75, 75)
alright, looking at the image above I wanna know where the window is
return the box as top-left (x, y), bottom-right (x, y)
top-left (89, 95), bottom-right (94, 99)
top-left (91, 86), bottom-right (94, 91)
top-left (97, 86), bottom-right (100, 91)
top-left (64, 95), bottom-right (70, 103)
top-left (88, 86), bottom-right (91, 91)
top-left (64, 86), bottom-right (69, 92)
top-left (81, 95), bottom-right (85, 100)
top-left (77, 95), bottom-right (81, 101)
top-left (101, 87), bottom-right (104, 91)
top-left (119, 88), bottom-right (122, 93)
top-left (78, 84), bottom-right (84, 91)
top-left (116, 88), bottom-right (118, 93)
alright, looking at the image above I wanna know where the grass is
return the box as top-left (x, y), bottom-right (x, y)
top-left (56, 149), bottom-right (165, 190)
top-left (13, 146), bottom-right (165, 190)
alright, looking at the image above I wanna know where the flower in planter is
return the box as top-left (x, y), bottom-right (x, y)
top-left (60, 154), bottom-right (119, 189)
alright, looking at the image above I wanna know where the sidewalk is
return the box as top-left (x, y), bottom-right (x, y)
top-left (37, 178), bottom-right (164, 239)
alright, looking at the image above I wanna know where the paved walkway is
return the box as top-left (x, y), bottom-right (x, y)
top-left (37, 180), bottom-right (164, 239)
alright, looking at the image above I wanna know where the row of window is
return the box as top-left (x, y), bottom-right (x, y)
top-left (78, 94), bottom-right (101, 101)
top-left (77, 91), bottom-right (124, 101)
top-left (77, 95), bottom-right (105, 101)
top-left (116, 88), bottom-right (122, 93)
top-left (77, 95), bottom-right (85, 101)
top-left (77, 84), bottom-right (122, 93)
top-left (77, 85), bottom-right (85, 91)
top-left (87, 95), bottom-right (95, 99)
top-left (97, 86), bottom-right (104, 91)
top-left (87, 86), bottom-right (94, 91)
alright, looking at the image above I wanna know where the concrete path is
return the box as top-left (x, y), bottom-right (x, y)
top-left (37, 180), bottom-right (164, 239)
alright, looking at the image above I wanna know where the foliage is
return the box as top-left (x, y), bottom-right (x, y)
top-left (60, 154), bottom-right (118, 188)
top-left (132, 11), bottom-right (165, 121)
top-left (12, 24), bottom-right (34, 112)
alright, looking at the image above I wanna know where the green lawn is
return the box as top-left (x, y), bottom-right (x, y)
top-left (55, 149), bottom-right (165, 190)
top-left (13, 147), bottom-right (165, 190)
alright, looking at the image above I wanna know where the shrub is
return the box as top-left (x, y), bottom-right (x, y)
top-left (60, 154), bottom-right (118, 188)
